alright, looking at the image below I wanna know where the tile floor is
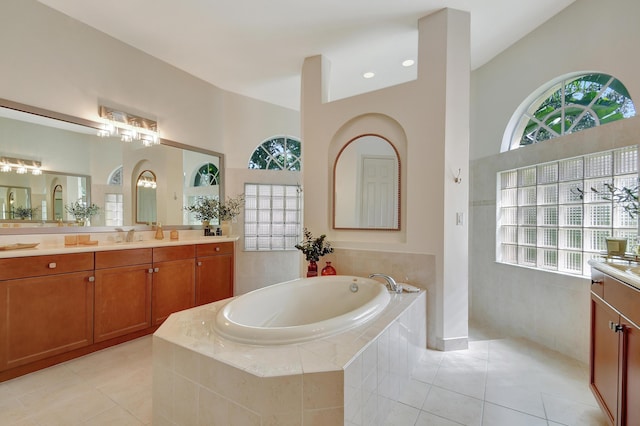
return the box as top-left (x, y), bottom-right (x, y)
top-left (0, 325), bottom-right (608, 425)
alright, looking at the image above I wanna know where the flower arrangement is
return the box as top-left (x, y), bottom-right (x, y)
top-left (216, 194), bottom-right (245, 222)
top-left (295, 228), bottom-right (334, 262)
top-left (184, 197), bottom-right (218, 222)
top-left (12, 206), bottom-right (38, 220)
top-left (576, 182), bottom-right (639, 217)
top-left (65, 200), bottom-right (100, 221)
top-left (185, 194), bottom-right (245, 223)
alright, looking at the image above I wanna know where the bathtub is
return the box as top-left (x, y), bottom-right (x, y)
top-left (214, 275), bottom-right (391, 344)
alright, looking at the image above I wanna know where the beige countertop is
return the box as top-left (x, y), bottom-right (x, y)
top-left (588, 258), bottom-right (640, 290)
top-left (0, 231), bottom-right (237, 258)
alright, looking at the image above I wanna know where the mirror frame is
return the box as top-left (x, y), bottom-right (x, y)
top-left (0, 97), bottom-right (225, 234)
top-left (333, 133), bottom-right (401, 231)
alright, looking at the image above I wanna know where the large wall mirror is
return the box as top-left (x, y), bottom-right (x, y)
top-left (333, 134), bottom-right (400, 230)
top-left (0, 98), bottom-right (224, 232)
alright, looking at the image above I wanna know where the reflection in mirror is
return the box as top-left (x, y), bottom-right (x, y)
top-left (334, 134), bottom-right (400, 230)
top-left (1, 186), bottom-right (30, 219)
top-left (52, 184), bottom-right (63, 220)
top-left (0, 98), bottom-right (224, 231)
top-left (136, 170), bottom-right (157, 224)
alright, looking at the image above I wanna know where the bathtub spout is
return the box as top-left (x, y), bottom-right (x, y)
top-left (369, 273), bottom-right (403, 294)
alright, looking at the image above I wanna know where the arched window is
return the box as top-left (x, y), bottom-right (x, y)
top-left (504, 73), bottom-right (636, 151)
top-left (248, 136), bottom-right (301, 171)
top-left (194, 163), bottom-right (220, 186)
top-left (108, 166), bottom-right (123, 185)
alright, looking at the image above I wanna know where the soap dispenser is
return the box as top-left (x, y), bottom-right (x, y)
top-left (155, 223), bottom-right (164, 240)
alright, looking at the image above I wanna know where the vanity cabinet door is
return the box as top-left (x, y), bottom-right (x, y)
top-left (196, 252), bottom-right (234, 305)
top-left (94, 249), bottom-right (153, 343)
top-left (94, 264), bottom-right (153, 343)
top-left (0, 272), bottom-right (94, 371)
top-left (151, 257), bottom-right (196, 325)
top-left (590, 294), bottom-right (620, 426)
top-left (621, 316), bottom-right (640, 426)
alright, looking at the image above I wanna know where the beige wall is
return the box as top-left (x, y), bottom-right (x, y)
top-left (469, 0), bottom-right (640, 362)
top-left (302, 9), bottom-right (471, 350)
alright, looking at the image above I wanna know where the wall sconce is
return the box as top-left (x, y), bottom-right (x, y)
top-left (97, 106), bottom-right (159, 146)
top-left (0, 156), bottom-right (43, 175)
top-left (454, 168), bottom-right (462, 184)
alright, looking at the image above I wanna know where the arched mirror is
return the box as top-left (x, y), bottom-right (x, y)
top-left (136, 170), bottom-right (157, 224)
top-left (333, 134), bottom-right (400, 230)
top-left (52, 184), bottom-right (63, 220)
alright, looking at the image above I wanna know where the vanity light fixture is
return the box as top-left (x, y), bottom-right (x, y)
top-left (0, 156), bottom-right (43, 175)
top-left (97, 105), bottom-right (159, 146)
top-left (137, 175), bottom-right (157, 189)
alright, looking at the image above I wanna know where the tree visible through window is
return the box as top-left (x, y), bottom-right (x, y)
top-left (506, 73), bottom-right (636, 151)
top-left (248, 136), bottom-right (301, 171)
top-left (194, 163), bottom-right (220, 186)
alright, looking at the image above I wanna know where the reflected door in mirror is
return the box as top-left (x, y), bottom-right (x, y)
top-left (136, 170), bottom-right (157, 224)
top-left (334, 135), bottom-right (400, 230)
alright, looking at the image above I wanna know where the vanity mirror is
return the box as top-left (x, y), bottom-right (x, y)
top-left (333, 134), bottom-right (400, 230)
top-left (0, 98), bottom-right (223, 232)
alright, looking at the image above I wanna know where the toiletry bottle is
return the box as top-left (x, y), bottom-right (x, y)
top-left (155, 223), bottom-right (164, 240)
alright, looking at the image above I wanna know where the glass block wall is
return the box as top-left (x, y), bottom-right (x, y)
top-left (497, 146), bottom-right (638, 276)
top-left (244, 183), bottom-right (302, 251)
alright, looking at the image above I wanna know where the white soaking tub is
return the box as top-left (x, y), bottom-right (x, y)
top-left (214, 275), bottom-right (390, 344)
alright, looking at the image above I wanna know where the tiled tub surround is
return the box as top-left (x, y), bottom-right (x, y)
top-left (152, 289), bottom-right (427, 425)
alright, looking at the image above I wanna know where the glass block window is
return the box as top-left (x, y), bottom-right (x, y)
top-left (244, 183), bottom-right (302, 251)
top-left (104, 193), bottom-right (123, 226)
top-left (504, 74), bottom-right (636, 151)
top-left (497, 146), bottom-right (638, 276)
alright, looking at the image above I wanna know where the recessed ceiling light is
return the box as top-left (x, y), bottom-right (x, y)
top-left (363, 72), bottom-right (375, 79)
top-left (402, 59), bottom-right (415, 67)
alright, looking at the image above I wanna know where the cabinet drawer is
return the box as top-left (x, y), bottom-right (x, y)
top-left (605, 275), bottom-right (640, 326)
top-left (0, 252), bottom-right (94, 280)
top-left (196, 242), bottom-right (234, 257)
top-left (153, 245), bottom-right (195, 263)
top-left (95, 248), bottom-right (153, 269)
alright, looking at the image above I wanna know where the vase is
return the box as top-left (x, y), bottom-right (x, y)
top-left (75, 218), bottom-right (85, 226)
top-left (321, 261), bottom-right (337, 276)
top-left (307, 260), bottom-right (318, 277)
top-left (220, 220), bottom-right (232, 236)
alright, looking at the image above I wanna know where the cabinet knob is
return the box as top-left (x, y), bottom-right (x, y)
top-left (148, 268), bottom-right (154, 274)
top-left (197, 261), bottom-right (202, 266)
top-left (154, 267), bottom-right (160, 273)
top-left (88, 276), bottom-right (95, 282)
top-left (48, 262), bottom-right (57, 269)
top-left (591, 279), bottom-right (603, 285)
top-left (215, 247), bottom-right (220, 252)
top-left (609, 321), bottom-right (624, 333)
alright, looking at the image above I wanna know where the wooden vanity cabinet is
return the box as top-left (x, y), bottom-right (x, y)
top-left (590, 270), bottom-right (640, 425)
top-left (94, 248), bottom-right (153, 343)
top-left (151, 245), bottom-right (196, 325)
top-left (195, 242), bottom-right (234, 305)
top-left (0, 253), bottom-right (94, 371)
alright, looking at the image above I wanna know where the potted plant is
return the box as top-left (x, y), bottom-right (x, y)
top-left (579, 182), bottom-right (639, 256)
top-left (65, 200), bottom-right (100, 226)
top-left (295, 228), bottom-right (334, 277)
top-left (12, 206), bottom-right (38, 220)
top-left (215, 194), bottom-right (245, 236)
top-left (184, 197), bottom-right (218, 226)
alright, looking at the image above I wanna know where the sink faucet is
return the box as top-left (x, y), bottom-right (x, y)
top-left (126, 229), bottom-right (135, 242)
top-left (369, 273), bottom-right (403, 294)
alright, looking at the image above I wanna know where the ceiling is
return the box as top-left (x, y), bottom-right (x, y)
top-left (38, 0), bottom-right (575, 111)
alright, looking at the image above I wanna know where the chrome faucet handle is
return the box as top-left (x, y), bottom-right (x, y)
top-left (368, 273), bottom-right (403, 293)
